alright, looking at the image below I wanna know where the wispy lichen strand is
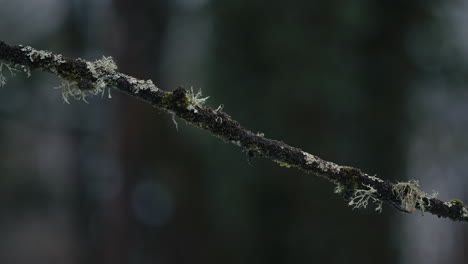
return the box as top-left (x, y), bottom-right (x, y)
top-left (0, 40), bottom-right (467, 222)
top-left (348, 184), bottom-right (383, 213)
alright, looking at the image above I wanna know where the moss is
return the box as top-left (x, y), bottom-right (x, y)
top-left (245, 144), bottom-right (260, 155)
top-left (161, 91), bottom-right (173, 106)
top-left (59, 70), bottom-right (80, 81)
top-left (161, 88), bottom-right (190, 111)
top-left (56, 59), bottom-right (96, 91)
top-left (340, 166), bottom-right (363, 189)
top-left (177, 95), bottom-right (190, 109)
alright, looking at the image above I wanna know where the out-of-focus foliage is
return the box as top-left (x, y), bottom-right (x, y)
top-left (0, 0), bottom-right (467, 264)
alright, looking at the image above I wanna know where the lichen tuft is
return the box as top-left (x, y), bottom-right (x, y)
top-left (0, 62), bottom-right (16, 86)
top-left (348, 184), bottom-right (383, 213)
top-left (392, 180), bottom-right (437, 214)
top-left (0, 61), bottom-right (30, 86)
top-left (57, 56), bottom-right (119, 103)
top-left (187, 87), bottom-right (209, 113)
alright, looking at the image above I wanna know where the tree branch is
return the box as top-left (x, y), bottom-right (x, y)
top-left (0, 40), bottom-right (466, 222)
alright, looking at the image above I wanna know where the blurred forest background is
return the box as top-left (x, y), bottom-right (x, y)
top-left (0, 0), bottom-right (468, 263)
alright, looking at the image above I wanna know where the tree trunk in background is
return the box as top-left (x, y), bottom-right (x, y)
top-left (104, 1), bottom-right (170, 263)
top-left (107, 1), bottom-right (213, 263)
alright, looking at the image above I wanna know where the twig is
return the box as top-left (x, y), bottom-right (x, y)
top-left (0, 40), bottom-right (466, 222)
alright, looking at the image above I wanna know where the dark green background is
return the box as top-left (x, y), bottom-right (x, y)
top-left (0, 0), bottom-right (467, 263)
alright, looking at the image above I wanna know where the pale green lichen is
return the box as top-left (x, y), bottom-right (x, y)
top-left (274, 160), bottom-right (292, 168)
top-left (302, 151), bottom-right (341, 173)
top-left (21, 45), bottom-right (53, 61)
top-left (20, 45), bottom-right (61, 73)
top-left (59, 56), bottom-right (119, 103)
top-left (0, 62), bottom-right (16, 86)
top-left (334, 184), bottom-right (344, 194)
top-left (86, 56), bottom-right (118, 99)
top-left (444, 200), bottom-right (468, 219)
top-left (18, 46), bottom-right (159, 103)
top-left (121, 73), bottom-right (159, 94)
top-left (392, 180), bottom-right (437, 214)
top-left (187, 87), bottom-right (208, 113)
top-left (59, 55), bottom-right (159, 103)
top-left (231, 140), bottom-right (241, 147)
top-left (169, 111), bottom-right (179, 130)
top-left (462, 207), bottom-right (468, 219)
top-left (348, 184), bottom-right (383, 212)
top-left (0, 62), bottom-right (30, 86)
top-left (365, 174), bottom-right (384, 183)
top-left (215, 104), bottom-right (224, 112)
top-left (13, 51), bottom-right (118, 103)
top-left (56, 80), bottom-right (96, 104)
top-left (88, 56), bottom-right (117, 73)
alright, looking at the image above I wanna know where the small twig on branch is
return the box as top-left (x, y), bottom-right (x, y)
top-left (0, 40), bottom-right (466, 222)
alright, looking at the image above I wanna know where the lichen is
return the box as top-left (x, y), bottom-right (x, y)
top-left (0, 62), bottom-right (16, 86)
top-left (348, 184), bottom-right (383, 213)
top-left (0, 61), bottom-right (30, 86)
top-left (365, 174), bottom-right (384, 183)
top-left (16, 45), bottom-right (158, 103)
top-left (215, 104), bottom-right (224, 112)
top-left (302, 151), bottom-right (341, 173)
top-left (462, 207), bottom-right (468, 219)
top-left (120, 73), bottom-right (158, 94)
top-left (274, 160), bottom-right (292, 168)
top-left (334, 184), bottom-right (344, 194)
top-left (230, 140), bottom-right (242, 147)
top-left (58, 56), bottom-right (120, 103)
top-left (56, 80), bottom-right (93, 104)
top-left (20, 45), bottom-right (61, 73)
top-left (186, 87), bottom-right (208, 113)
top-left (21, 45), bottom-right (53, 62)
top-left (170, 111), bottom-right (179, 130)
top-left (392, 180), bottom-right (437, 214)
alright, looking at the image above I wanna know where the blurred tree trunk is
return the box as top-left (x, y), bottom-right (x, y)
top-left (105, 1), bottom-right (213, 264)
top-left (103, 1), bottom-right (170, 263)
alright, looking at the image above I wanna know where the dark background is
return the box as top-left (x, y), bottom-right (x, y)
top-left (0, 0), bottom-right (467, 263)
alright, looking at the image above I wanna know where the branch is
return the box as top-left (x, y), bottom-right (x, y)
top-left (0, 40), bottom-right (466, 222)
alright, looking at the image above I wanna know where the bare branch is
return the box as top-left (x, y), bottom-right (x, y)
top-left (0, 40), bottom-right (466, 222)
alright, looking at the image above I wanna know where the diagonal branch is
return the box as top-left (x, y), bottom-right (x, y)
top-left (0, 40), bottom-right (466, 222)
